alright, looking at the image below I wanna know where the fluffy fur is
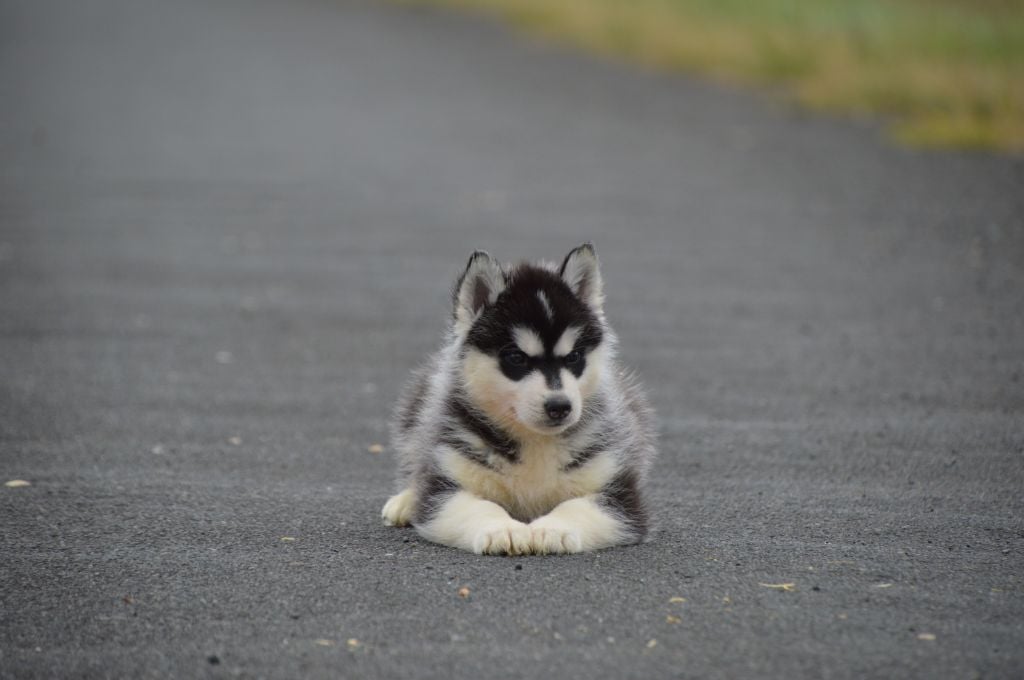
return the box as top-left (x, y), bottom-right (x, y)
top-left (382, 243), bottom-right (656, 555)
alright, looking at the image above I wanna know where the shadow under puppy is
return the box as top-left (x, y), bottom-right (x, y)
top-left (382, 243), bottom-right (657, 555)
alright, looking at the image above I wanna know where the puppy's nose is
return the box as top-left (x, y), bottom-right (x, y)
top-left (544, 397), bottom-right (572, 422)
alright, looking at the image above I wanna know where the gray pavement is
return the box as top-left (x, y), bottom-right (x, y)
top-left (2, 0), bottom-right (1023, 677)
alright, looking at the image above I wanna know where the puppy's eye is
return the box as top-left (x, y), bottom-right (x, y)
top-left (565, 350), bottom-right (582, 365)
top-left (502, 350), bottom-right (528, 367)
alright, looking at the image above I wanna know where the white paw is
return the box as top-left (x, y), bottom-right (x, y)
top-left (381, 488), bottom-right (416, 527)
top-left (528, 520), bottom-right (583, 554)
top-left (471, 521), bottom-right (532, 555)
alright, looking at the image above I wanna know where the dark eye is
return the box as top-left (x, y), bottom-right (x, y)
top-left (502, 350), bottom-right (528, 367)
top-left (565, 350), bottom-right (582, 365)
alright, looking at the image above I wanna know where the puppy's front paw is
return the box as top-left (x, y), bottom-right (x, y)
top-left (471, 521), bottom-right (532, 555)
top-left (382, 488), bottom-right (416, 527)
top-left (529, 520), bottom-right (583, 554)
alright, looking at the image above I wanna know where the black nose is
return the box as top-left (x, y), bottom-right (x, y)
top-left (544, 397), bottom-right (572, 422)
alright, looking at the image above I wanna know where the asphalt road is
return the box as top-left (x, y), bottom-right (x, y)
top-left (2, 0), bottom-right (1023, 677)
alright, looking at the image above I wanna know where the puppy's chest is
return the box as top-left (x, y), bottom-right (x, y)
top-left (506, 438), bottom-right (573, 489)
top-left (446, 439), bottom-right (614, 521)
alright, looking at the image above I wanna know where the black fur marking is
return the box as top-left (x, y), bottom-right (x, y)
top-left (445, 392), bottom-right (519, 463)
top-left (465, 265), bottom-right (603, 382)
top-left (499, 350), bottom-right (578, 385)
top-left (438, 431), bottom-right (500, 470)
top-left (599, 469), bottom-right (649, 538)
top-left (414, 472), bottom-right (460, 525)
top-left (497, 347), bottom-right (533, 382)
top-left (562, 441), bottom-right (604, 471)
top-left (540, 361), bottom-right (562, 389)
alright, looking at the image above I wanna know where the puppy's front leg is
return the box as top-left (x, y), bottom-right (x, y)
top-left (530, 473), bottom-right (648, 554)
top-left (417, 487), bottom-right (532, 555)
top-left (528, 496), bottom-right (622, 554)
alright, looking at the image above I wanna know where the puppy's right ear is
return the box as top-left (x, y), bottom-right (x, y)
top-left (453, 250), bottom-right (505, 335)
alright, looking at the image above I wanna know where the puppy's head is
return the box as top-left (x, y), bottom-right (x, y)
top-left (453, 244), bottom-right (608, 437)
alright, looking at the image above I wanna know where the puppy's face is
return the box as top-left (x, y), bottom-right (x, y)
top-left (462, 320), bottom-right (605, 436)
top-left (454, 246), bottom-right (606, 437)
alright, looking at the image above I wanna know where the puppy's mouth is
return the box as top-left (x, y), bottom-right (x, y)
top-left (506, 404), bottom-right (578, 436)
top-left (521, 413), bottom-right (579, 435)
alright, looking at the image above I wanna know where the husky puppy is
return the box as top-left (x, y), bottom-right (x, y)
top-left (381, 243), bottom-right (656, 555)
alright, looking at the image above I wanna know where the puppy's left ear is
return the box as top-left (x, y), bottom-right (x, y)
top-left (559, 242), bottom-right (604, 311)
top-left (453, 250), bottom-right (506, 335)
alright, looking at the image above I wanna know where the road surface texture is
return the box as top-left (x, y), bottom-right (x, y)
top-left (2, 0), bottom-right (1022, 678)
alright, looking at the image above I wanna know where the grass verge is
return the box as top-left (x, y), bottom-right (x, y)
top-left (404, 0), bottom-right (1024, 153)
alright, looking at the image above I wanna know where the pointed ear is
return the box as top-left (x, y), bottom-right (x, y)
top-left (453, 250), bottom-right (506, 334)
top-left (559, 242), bottom-right (604, 311)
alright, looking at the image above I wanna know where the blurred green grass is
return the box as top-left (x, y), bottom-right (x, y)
top-left (407, 0), bottom-right (1024, 152)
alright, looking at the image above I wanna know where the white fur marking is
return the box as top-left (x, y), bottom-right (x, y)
top-left (461, 349), bottom-right (520, 429)
top-left (417, 490), bottom-right (532, 555)
top-left (381, 488), bottom-right (416, 527)
top-left (553, 326), bottom-right (581, 357)
top-left (513, 327), bottom-right (544, 358)
top-left (537, 291), bottom-right (554, 320)
top-left (529, 495), bottom-right (626, 553)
